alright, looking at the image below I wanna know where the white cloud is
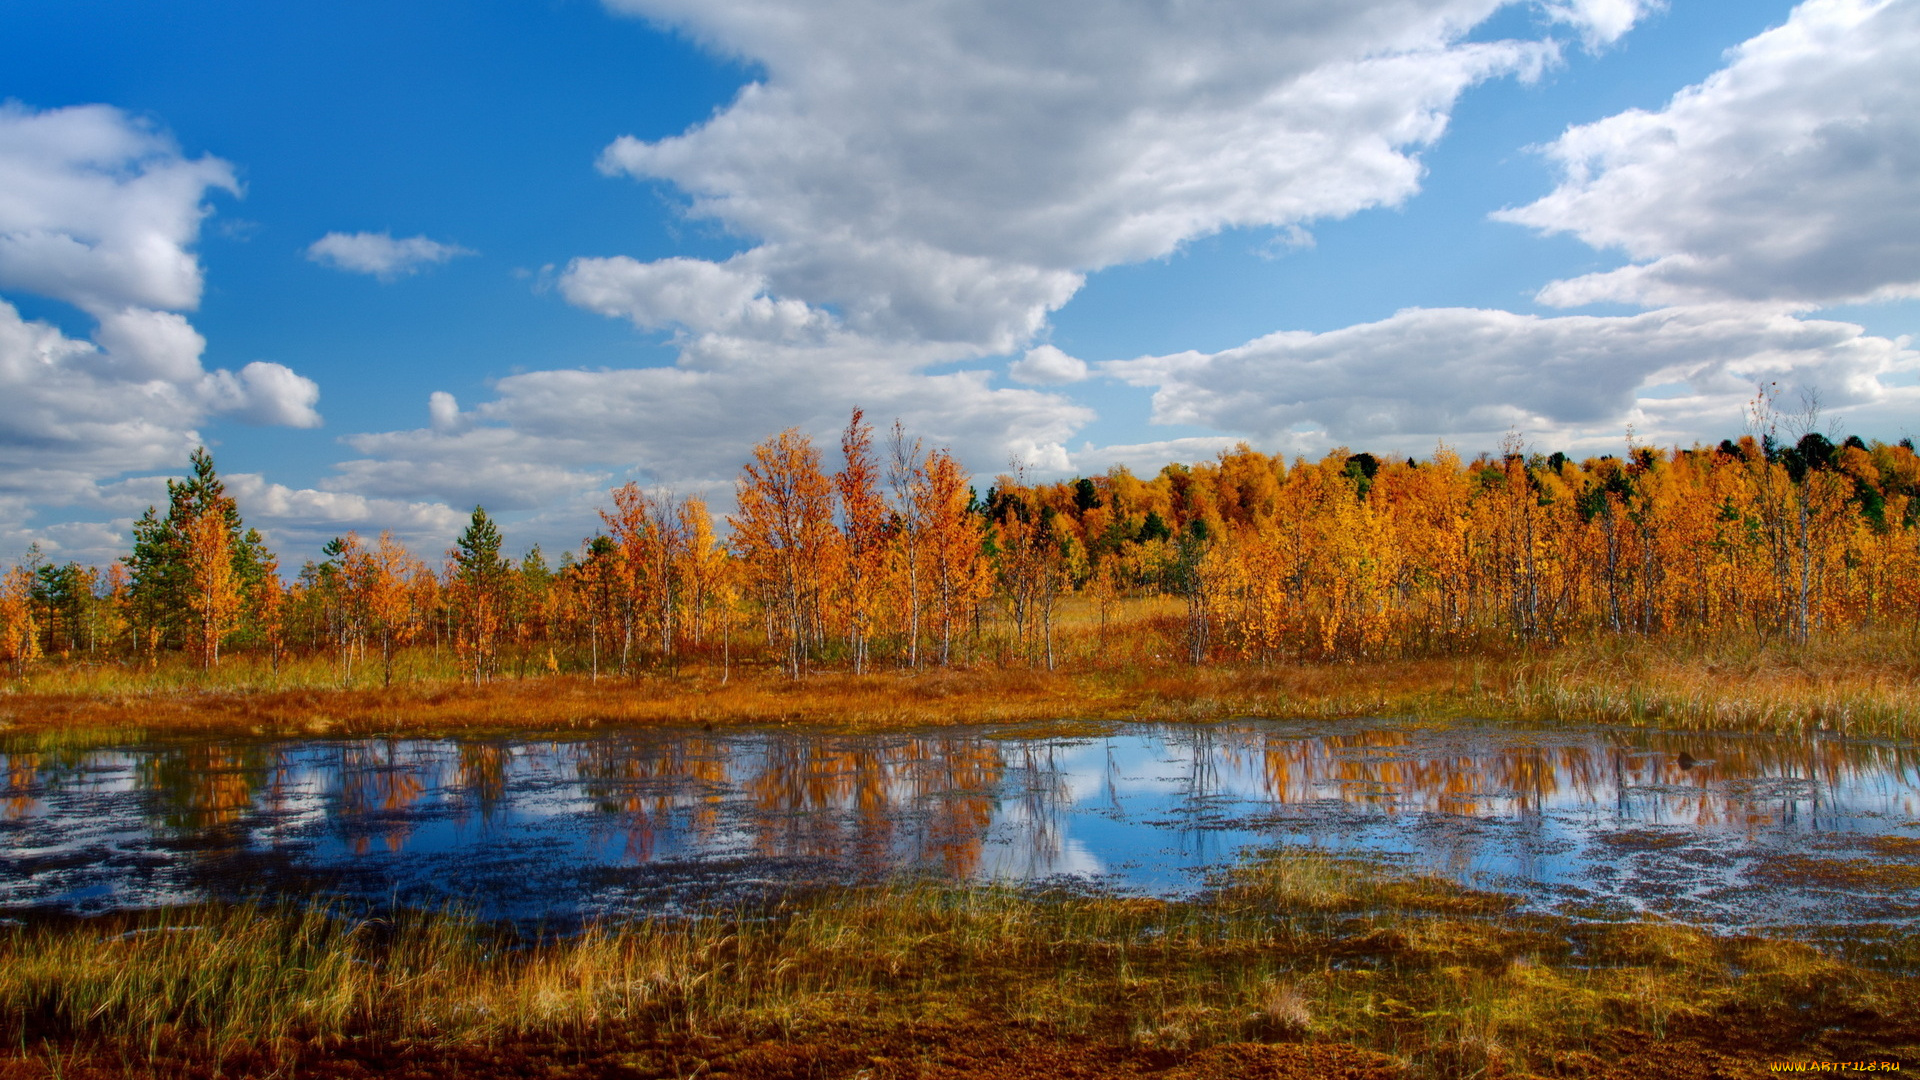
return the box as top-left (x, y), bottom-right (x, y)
top-left (330, 346), bottom-right (1092, 526)
top-left (199, 361), bottom-right (323, 428)
top-left (0, 300), bottom-right (324, 506)
top-left (1541, 0), bottom-right (1665, 49)
top-left (89, 307), bottom-right (208, 382)
top-left (374, 0), bottom-right (1652, 526)
top-left (559, 254), bottom-right (826, 338)
top-left (428, 390), bottom-right (468, 434)
top-left (1106, 305), bottom-right (1919, 452)
top-left (1068, 436), bottom-right (1246, 478)
top-left (0, 300), bottom-right (204, 506)
top-left (1008, 345), bottom-right (1089, 385)
top-left (219, 473), bottom-right (467, 565)
top-left (588, 0), bottom-right (1581, 351)
top-left (1501, 0), bottom-right (1920, 309)
top-left (306, 231), bottom-right (474, 280)
top-left (0, 102), bottom-right (329, 560)
top-left (0, 102), bottom-right (238, 315)
top-left (327, 0), bottom-right (1673, 529)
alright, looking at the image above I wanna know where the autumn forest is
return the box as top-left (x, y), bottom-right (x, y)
top-left (5, 398), bottom-right (1919, 687)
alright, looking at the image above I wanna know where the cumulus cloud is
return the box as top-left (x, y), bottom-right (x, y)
top-left (307, 231), bottom-right (474, 280)
top-left (1501, 0), bottom-right (1920, 308)
top-left (1068, 436), bottom-right (1244, 477)
top-left (369, 0), bottom-right (1653, 519)
top-left (1106, 305), bottom-right (1919, 452)
top-left (0, 102), bottom-right (238, 314)
top-left (330, 345), bottom-right (1093, 523)
top-left (560, 254), bottom-right (827, 338)
top-left (218, 473), bottom-right (467, 562)
top-left (335, 0), bottom-right (1669, 522)
top-left (88, 307), bottom-right (208, 382)
top-left (1008, 345), bottom-right (1089, 385)
top-left (1541, 0), bottom-right (1664, 49)
top-left (0, 101), bottom-right (326, 554)
top-left (0, 301), bottom-right (324, 510)
top-left (587, 0), bottom-right (1588, 352)
top-left (428, 390), bottom-right (468, 434)
top-left (199, 361), bottom-right (323, 428)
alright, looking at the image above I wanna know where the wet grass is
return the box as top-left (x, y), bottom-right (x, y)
top-left (1, 850), bottom-right (1915, 1078)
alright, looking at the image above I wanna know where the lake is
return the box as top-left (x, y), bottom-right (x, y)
top-left (4, 718), bottom-right (1918, 932)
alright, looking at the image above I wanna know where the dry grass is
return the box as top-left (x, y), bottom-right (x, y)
top-left (1511, 627), bottom-right (1920, 739)
top-left (1, 850), bottom-right (1913, 1077)
top-left (3, 600), bottom-right (1918, 746)
top-left (4, 641), bottom-right (1917, 750)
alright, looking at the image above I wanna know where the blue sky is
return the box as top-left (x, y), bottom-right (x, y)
top-left (3, 0), bottom-right (1917, 564)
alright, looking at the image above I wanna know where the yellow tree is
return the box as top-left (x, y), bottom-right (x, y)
top-left (918, 448), bottom-right (989, 666)
top-left (601, 483), bottom-right (651, 671)
top-left (564, 537), bottom-right (624, 680)
top-left (650, 504), bottom-right (691, 657)
top-left (836, 409), bottom-right (889, 673)
top-left (407, 562), bottom-right (443, 658)
top-left (674, 498), bottom-right (727, 648)
top-left (183, 507), bottom-right (243, 669)
top-left (0, 566), bottom-right (39, 675)
top-left (98, 563), bottom-right (131, 657)
top-left (332, 531), bottom-right (373, 675)
top-left (368, 531), bottom-right (423, 686)
top-left (990, 471), bottom-right (1069, 668)
top-left (601, 483), bottom-right (694, 666)
top-left (250, 551), bottom-right (286, 672)
top-left (732, 428), bottom-right (837, 678)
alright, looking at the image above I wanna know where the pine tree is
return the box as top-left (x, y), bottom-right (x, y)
top-left (448, 507), bottom-right (511, 683)
top-left (124, 448), bottom-right (275, 658)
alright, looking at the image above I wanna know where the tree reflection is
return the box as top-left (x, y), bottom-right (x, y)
top-left (333, 742), bottom-right (426, 854)
top-left (138, 743), bottom-right (277, 833)
top-left (2, 752), bottom-right (36, 820)
top-left (455, 742), bottom-right (513, 821)
top-left (574, 736), bottom-right (728, 861)
top-left (1240, 726), bottom-right (1920, 831)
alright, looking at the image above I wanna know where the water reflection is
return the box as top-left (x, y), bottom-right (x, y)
top-left (1, 720), bottom-right (1917, 929)
top-left (3, 752), bottom-right (37, 820)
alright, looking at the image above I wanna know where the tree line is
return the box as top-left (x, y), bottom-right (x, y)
top-left (4, 405), bottom-right (1918, 680)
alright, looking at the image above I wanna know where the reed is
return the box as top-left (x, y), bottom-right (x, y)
top-left (2, 850), bottom-right (1914, 1077)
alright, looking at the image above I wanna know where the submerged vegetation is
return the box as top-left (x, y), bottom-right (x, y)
top-left (3, 850), bottom-right (1914, 1078)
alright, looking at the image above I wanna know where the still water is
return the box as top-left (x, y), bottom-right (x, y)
top-left (3, 719), bottom-right (1918, 929)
